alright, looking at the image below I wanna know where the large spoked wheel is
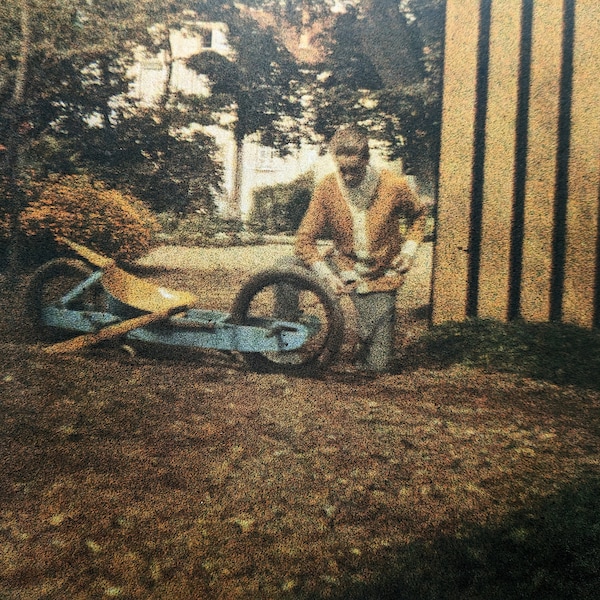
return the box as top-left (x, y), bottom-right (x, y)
top-left (230, 266), bottom-right (345, 374)
top-left (26, 258), bottom-right (105, 341)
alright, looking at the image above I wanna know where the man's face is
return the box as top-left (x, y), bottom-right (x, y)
top-left (336, 153), bottom-right (368, 188)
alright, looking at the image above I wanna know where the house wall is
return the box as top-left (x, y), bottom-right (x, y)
top-left (432, 0), bottom-right (600, 328)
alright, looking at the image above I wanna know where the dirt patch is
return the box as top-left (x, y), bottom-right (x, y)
top-left (0, 245), bottom-right (598, 599)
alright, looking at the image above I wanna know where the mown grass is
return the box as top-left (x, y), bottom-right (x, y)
top-left (409, 317), bottom-right (600, 390)
top-left (321, 477), bottom-right (600, 600)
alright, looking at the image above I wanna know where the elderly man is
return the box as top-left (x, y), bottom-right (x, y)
top-left (289, 125), bottom-right (426, 373)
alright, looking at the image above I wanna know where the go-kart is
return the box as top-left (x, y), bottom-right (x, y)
top-left (25, 238), bottom-right (345, 374)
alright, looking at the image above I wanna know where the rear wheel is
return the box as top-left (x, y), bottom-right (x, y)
top-left (230, 267), bottom-right (344, 374)
top-left (26, 258), bottom-right (105, 340)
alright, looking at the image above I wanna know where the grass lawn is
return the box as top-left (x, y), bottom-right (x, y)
top-left (0, 262), bottom-right (598, 599)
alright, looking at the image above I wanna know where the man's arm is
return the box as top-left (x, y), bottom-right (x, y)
top-left (294, 182), bottom-right (348, 294)
top-left (294, 188), bottom-right (327, 266)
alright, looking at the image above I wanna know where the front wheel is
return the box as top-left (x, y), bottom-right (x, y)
top-left (230, 266), bottom-right (345, 374)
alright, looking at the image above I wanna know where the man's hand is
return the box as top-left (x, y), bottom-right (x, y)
top-left (326, 274), bottom-right (348, 294)
top-left (393, 241), bottom-right (419, 274)
top-left (394, 253), bottom-right (415, 274)
top-left (339, 269), bottom-right (361, 294)
top-left (312, 262), bottom-right (354, 295)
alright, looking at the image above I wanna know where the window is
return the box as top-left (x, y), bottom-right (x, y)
top-left (198, 27), bottom-right (213, 49)
top-left (256, 147), bottom-right (277, 172)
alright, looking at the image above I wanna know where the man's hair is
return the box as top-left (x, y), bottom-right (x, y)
top-left (329, 125), bottom-right (370, 159)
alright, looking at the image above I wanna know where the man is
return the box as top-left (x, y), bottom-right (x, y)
top-left (293, 125), bottom-right (426, 373)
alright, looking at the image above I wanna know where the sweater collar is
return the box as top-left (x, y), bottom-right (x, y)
top-left (336, 165), bottom-right (380, 211)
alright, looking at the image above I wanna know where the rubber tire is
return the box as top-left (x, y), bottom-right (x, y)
top-left (26, 258), bottom-right (96, 341)
top-left (230, 266), bottom-right (345, 374)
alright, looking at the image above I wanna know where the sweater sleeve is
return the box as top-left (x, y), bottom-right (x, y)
top-left (294, 190), bottom-right (325, 266)
top-left (294, 183), bottom-right (328, 266)
top-left (401, 184), bottom-right (427, 245)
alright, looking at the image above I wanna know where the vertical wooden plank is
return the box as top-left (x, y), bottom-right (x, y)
top-left (562, 0), bottom-right (600, 327)
top-left (519, 0), bottom-right (564, 322)
top-left (431, 0), bottom-right (482, 324)
top-left (477, 0), bottom-right (522, 320)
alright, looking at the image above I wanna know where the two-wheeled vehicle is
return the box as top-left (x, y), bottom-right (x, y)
top-left (25, 238), bottom-right (345, 374)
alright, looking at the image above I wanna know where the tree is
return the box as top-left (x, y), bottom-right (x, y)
top-left (186, 7), bottom-right (302, 213)
top-left (360, 0), bottom-right (427, 86)
top-left (79, 100), bottom-right (223, 214)
top-left (300, 0), bottom-right (444, 188)
top-left (50, 0), bottom-right (224, 213)
top-left (0, 0), bottom-right (226, 226)
top-left (234, 0), bottom-right (444, 187)
top-left (1, 0), bottom-right (152, 174)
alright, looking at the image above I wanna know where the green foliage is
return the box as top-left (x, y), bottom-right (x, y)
top-left (18, 175), bottom-right (160, 263)
top-left (0, 0), bottom-right (150, 168)
top-left (324, 6), bottom-right (383, 91)
top-left (78, 103), bottom-right (222, 214)
top-left (372, 82), bottom-right (442, 181)
top-left (305, 0), bottom-right (444, 186)
top-left (0, 0), bottom-right (224, 223)
top-left (186, 9), bottom-right (302, 146)
top-left (247, 173), bottom-right (314, 234)
top-left (412, 318), bottom-right (600, 389)
top-left (1, 0), bottom-right (446, 233)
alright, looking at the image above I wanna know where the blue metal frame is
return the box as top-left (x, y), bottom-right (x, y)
top-left (58, 270), bottom-right (103, 307)
top-left (43, 270), bottom-right (312, 353)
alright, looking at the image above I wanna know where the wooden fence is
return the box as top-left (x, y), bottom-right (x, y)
top-left (431, 0), bottom-right (600, 328)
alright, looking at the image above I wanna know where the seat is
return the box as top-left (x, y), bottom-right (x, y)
top-left (57, 237), bottom-right (198, 313)
top-left (101, 264), bottom-right (197, 313)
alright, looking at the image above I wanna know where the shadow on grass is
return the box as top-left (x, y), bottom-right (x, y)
top-left (403, 317), bottom-right (600, 390)
top-left (313, 476), bottom-right (600, 600)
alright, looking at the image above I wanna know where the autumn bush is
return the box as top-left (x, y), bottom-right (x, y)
top-left (19, 175), bottom-right (160, 264)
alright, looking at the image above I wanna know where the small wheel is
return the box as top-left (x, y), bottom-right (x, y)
top-left (230, 266), bottom-right (344, 374)
top-left (26, 258), bottom-right (105, 341)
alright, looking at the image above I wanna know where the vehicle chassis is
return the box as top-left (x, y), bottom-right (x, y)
top-left (26, 239), bottom-right (345, 374)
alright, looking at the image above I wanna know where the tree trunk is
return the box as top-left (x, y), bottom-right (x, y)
top-left (360, 0), bottom-right (425, 87)
top-left (229, 137), bottom-right (244, 220)
top-left (3, 0), bottom-right (32, 278)
top-left (159, 26), bottom-right (174, 109)
top-left (5, 0), bottom-right (31, 177)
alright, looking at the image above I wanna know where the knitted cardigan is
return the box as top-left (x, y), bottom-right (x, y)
top-left (295, 169), bottom-right (426, 293)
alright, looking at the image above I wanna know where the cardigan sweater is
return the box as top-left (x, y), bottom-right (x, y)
top-left (295, 169), bottom-right (426, 293)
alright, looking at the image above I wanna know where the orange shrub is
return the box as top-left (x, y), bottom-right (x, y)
top-left (19, 175), bottom-right (160, 262)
